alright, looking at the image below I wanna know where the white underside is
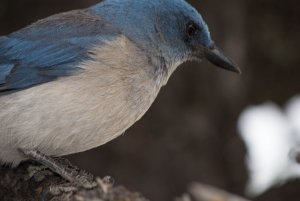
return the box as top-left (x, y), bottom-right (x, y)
top-left (0, 36), bottom-right (170, 166)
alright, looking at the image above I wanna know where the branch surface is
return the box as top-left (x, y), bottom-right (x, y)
top-left (0, 162), bottom-right (149, 201)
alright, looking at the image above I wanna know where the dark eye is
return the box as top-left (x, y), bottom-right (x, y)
top-left (186, 22), bottom-right (199, 37)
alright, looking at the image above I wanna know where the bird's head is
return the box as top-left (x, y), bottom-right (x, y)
top-left (92, 0), bottom-right (240, 78)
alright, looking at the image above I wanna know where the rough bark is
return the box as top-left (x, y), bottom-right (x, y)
top-left (0, 162), bottom-right (149, 201)
top-left (0, 161), bottom-right (251, 201)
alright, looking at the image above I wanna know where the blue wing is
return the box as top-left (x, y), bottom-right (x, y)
top-left (0, 9), bottom-right (119, 92)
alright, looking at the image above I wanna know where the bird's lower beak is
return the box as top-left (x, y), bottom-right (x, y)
top-left (204, 46), bottom-right (241, 74)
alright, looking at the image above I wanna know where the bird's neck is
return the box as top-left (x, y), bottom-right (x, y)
top-left (147, 52), bottom-right (184, 87)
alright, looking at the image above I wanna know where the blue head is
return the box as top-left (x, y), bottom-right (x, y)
top-left (91, 0), bottom-right (240, 74)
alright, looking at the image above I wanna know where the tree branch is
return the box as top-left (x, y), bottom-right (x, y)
top-left (176, 183), bottom-right (252, 201)
top-left (0, 162), bottom-right (149, 201)
top-left (1, 162), bottom-right (252, 201)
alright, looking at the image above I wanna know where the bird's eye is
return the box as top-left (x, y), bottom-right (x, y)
top-left (186, 22), bottom-right (199, 37)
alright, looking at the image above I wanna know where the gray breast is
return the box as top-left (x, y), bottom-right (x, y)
top-left (0, 35), bottom-right (165, 164)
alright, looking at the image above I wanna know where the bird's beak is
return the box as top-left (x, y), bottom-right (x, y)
top-left (204, 46), bottom-right (241, 74)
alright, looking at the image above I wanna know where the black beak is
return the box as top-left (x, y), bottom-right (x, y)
top-left (204, 46), bottom-right (241, 74)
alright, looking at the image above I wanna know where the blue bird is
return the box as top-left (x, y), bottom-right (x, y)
top-left (0, 0), bottom-right (240, 185)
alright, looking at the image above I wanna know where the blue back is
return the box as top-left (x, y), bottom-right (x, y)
top-left (0, 10), bottom-right (119, 92)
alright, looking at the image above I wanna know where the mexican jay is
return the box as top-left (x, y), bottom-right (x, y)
top-left (0, 0), bottom-right (240, 169)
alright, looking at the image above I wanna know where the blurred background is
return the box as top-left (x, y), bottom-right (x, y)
top-left (0, 0), bottom-right (299, 200)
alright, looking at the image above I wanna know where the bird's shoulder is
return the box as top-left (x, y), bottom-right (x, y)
top-left (0, 9), bottom-right (122, 92)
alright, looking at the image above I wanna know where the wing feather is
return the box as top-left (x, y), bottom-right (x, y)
top-left (0, 9), bottom-right (120, 92)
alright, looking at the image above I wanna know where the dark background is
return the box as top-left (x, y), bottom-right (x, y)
top-left (0, 0), bottom-right (299, 200)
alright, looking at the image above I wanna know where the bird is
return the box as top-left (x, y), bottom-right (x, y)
top-left (0, 0), bottom-right (240, 185)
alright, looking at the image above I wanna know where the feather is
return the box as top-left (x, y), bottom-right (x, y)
top-left (0, 9), bottom-right (120, 92)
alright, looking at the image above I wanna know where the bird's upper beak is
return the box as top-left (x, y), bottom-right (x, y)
top-left (203, 45), bottom-right (241, 74)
